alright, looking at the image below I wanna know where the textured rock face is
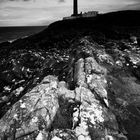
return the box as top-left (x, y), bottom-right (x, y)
top-left (69, 38), bottom-right (119, 140)
top-left (0, 75), bottom-right (59, 139)
top-left (0, 34), bottom-right (140, 140)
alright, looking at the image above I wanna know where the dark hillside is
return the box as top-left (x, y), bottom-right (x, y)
top-left (28, 10), bottom-right (140, 47)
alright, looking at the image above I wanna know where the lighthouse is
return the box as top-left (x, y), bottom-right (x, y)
top-left (63, 0), bottom-right (98, 20)
top-left (73, 0), bottom-right (78, 16)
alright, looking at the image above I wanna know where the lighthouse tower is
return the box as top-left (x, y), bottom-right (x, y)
top-left (63, 0), bottom-right (80, 20)
top-left (73, 0), bottom-right (78, 16)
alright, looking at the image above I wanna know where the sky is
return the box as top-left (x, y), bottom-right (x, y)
top-left (0, 0), bottom-right (140, 26)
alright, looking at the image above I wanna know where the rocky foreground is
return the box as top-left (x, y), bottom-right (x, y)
top-left (0, 11), bottom-right (140, 140)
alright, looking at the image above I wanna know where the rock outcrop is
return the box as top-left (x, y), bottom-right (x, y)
top-left (1, 13), bottom-right (140, 139)
top-left (2, 36), bottom-right (140, 140)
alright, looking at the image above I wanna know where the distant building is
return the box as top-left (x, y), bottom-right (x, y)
top-left (82, 11), bottom-right (99, 18)
top-left (63, 11), bottom-right (99, 20)
top-left (63, 0), bottom-right (99, 20)
top-left (63, 16), bottom-right (80, 20)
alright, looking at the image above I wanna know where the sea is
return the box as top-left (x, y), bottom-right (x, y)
top-left (0, 26), bottom-right (47, 44)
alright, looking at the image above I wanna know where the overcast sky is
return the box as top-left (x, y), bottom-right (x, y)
top-left (0, 0), bottom-right (140, 26)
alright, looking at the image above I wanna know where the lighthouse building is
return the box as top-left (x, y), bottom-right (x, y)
top-left (63, 0), bottom-right (98, 20)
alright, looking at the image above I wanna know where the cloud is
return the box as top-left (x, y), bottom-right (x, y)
top-left (122, 3), bottom-right (140, 10)
top-left (59, 0), bottom-right (65, 2)
top-left (0, 0), bottom-right (66, 3)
